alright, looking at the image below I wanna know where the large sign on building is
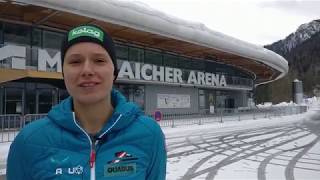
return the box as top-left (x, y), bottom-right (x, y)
top-left (118, 61), bottom-right (227, 87)
top-left (0, 44), bottom-right (227, 87)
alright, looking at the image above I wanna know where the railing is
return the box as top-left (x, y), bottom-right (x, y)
top-left (0, 114), bottom-right (21, 143)
top-left (0, 106), bottom-right (308, 143)
top-left (150, 106), bottom-right (308, 127)
top-left (0, 114), bottom-right (47, 142)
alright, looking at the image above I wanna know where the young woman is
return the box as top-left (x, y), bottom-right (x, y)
top-left (7, 24), bottom-right (167, 180)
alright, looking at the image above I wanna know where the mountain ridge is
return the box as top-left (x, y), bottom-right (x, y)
top-left (256, 19), bottom-right (320, 103)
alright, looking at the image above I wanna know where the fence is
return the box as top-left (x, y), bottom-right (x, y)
top-left (0, 106), bottom-right (308, 143)
top-left (0, 114), bottom-right (47, 142)
top-left (150, 106), bottom-right (308, 128)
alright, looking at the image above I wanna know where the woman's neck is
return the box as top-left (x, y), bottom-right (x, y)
top-left (73, 98), bottom-right (114, 135)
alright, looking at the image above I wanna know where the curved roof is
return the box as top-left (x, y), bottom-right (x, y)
top-left (2, 0), bottom-right (288, 84)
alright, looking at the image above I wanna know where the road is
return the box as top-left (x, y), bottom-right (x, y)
top-left (166, 108), bottom-right (320, 180)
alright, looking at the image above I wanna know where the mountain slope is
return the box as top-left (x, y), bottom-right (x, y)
top-left (265, 20), bottom-right (320, 56)
top-left (256, 20), bottom-right (320, 103)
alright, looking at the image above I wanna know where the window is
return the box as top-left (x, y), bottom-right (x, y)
top-left (205, 61), bottom-right (217, 73)
top-left (4, 87), bottom-right (23, 114)
top-left (199, 89), bottom-right (205, 109)
top-left (4, 23), bottom-right (31, 45)
top-left (117, 84), bottom-right (145, 110)
top-left (28, 28), bottom-right (42, 66)
top-left (115, 43), bottom-right (128, 60)
top-left (179, 57), bottom-right (190, 69)
top-left (25, 83), bottom-right (36, 114)
top-left (129, 47), bottom-right (144, 62)
top-left (37, 89), bottom-right (53, 114)
top-left (215, 64), bottom-right (228, 75)
top-left (43, 30), bottom-right (64, 50)
top-left (179, 57), bottom-right (200, 70)
top-left (59, 89), bottom-right (69, 103)
top-left (0, 87), bottom-right (3, 115)
top-left (163, 53), bottom-right (179, 68)
top-left (25, 46), bottom-right (33, 67)
top-left (0, 22), bottom-right (3, 44)
top-left (32, 28), bottom-right (42, 47)
top-left (189, 60), bottom-right (201, 70)
top-left (145, 49), bottom-right (162, 65)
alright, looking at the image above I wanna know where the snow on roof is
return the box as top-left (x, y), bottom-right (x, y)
top-left (17, 0), bottom-right (288, 80)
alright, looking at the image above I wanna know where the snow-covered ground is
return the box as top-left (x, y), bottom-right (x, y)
top-left (0, 99), bottom-right (319, 179)
top-left (0, 142), bottom-right (9, 176)
top-left (164, 104), bottom-right (320, 180)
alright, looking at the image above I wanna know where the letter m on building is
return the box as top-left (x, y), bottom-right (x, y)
top-left (38, 49), bottom-right (62, 72)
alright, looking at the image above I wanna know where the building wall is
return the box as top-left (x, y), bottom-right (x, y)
top-left (145, 85), bottom-right (199, 115)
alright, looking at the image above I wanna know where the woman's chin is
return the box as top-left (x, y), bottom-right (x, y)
top-left (74, 95), bottom-right (105, 106)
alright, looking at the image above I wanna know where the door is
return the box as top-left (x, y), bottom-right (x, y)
top-left (225, 98), bottom-right (235, 109)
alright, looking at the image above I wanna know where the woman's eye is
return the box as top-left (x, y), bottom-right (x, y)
top-left (96, 59), bottom-right (106, 63)
top-left (68, 60), bottom-right (81, 64)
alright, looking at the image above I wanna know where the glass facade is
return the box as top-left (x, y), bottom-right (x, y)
top-left (0, 22), bottom-right (64, 69)
top-left (25, 83), bottom-right (36, 114)
top-left (163, 53), bottom-right (179, 67)
top-left (129, 46), bottom-right (144, 63)
top-left (0, 21), bottom-right (254, 115)
top-left (115, 43), bottom-right (253, 81)
top-left (199, 89), bottom-right (241, 112)
top-left (3, 23), bottom-right (31, 46)
top-left (0, 82), bottom-right (67, 115)
top-left (116, 84), bottom-right (145, 110)
top-left (115, 43), bottom-right (128, 60)
top-left (4, 87), bottom-right (24, 114)
top-left (0, 23), bottom-right (3, 44)
top-left (0, 87), bottom-right (3, 115)
top-left (43, 30), bottom-right (64, 50)
top-left (0, 21), bottom-right (254, 83)
top-left (145, 49), bottom-right (162, 66)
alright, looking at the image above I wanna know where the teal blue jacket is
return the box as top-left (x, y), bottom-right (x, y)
top-left (7, 89), bottom-right (166, 180)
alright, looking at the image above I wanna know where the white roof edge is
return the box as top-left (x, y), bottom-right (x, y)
top-left (16, 0), bottom-right (288, 81)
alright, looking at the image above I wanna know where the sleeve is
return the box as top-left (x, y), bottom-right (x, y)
top-left (6, 133), bottom-right (30, 180)
top-left (146, 129), bottom-right (167, 180)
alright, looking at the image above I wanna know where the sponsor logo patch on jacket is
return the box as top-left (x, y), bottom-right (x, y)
top-left (105, 151), bottom-right (138, 176)
top-left (104, 163), bottom-right (136, 177)
top-left (108, 151), bottom-right (138, 164)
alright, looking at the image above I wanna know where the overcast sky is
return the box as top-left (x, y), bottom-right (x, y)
top-left (134, 0), bottom-right (320, 46)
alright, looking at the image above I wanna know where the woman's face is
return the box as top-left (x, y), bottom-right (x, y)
top-left (63, 42), bottom-right (114, 105)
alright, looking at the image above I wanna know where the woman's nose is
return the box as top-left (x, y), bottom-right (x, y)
top-left (81, 60), bottom-right (95, 76)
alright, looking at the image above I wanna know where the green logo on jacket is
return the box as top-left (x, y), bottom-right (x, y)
top-left (104, 163), bottom-right (136, 177)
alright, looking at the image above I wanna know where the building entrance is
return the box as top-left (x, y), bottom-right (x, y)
top-left (117, 84), bottom-right (145, 110)
top-left (0, 82), bottom-right (69, 115)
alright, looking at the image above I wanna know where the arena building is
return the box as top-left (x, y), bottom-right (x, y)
top-left (0, 0), bottom-right (288, 115)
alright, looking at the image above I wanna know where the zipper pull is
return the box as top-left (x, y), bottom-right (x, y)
top-left (90, 150), bottom-right (96, 168)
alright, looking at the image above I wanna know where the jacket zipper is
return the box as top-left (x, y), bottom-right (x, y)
top-left (89, 140), bottom-right (98, 180)
top-left (72, 113), bottom-right (123, 180)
